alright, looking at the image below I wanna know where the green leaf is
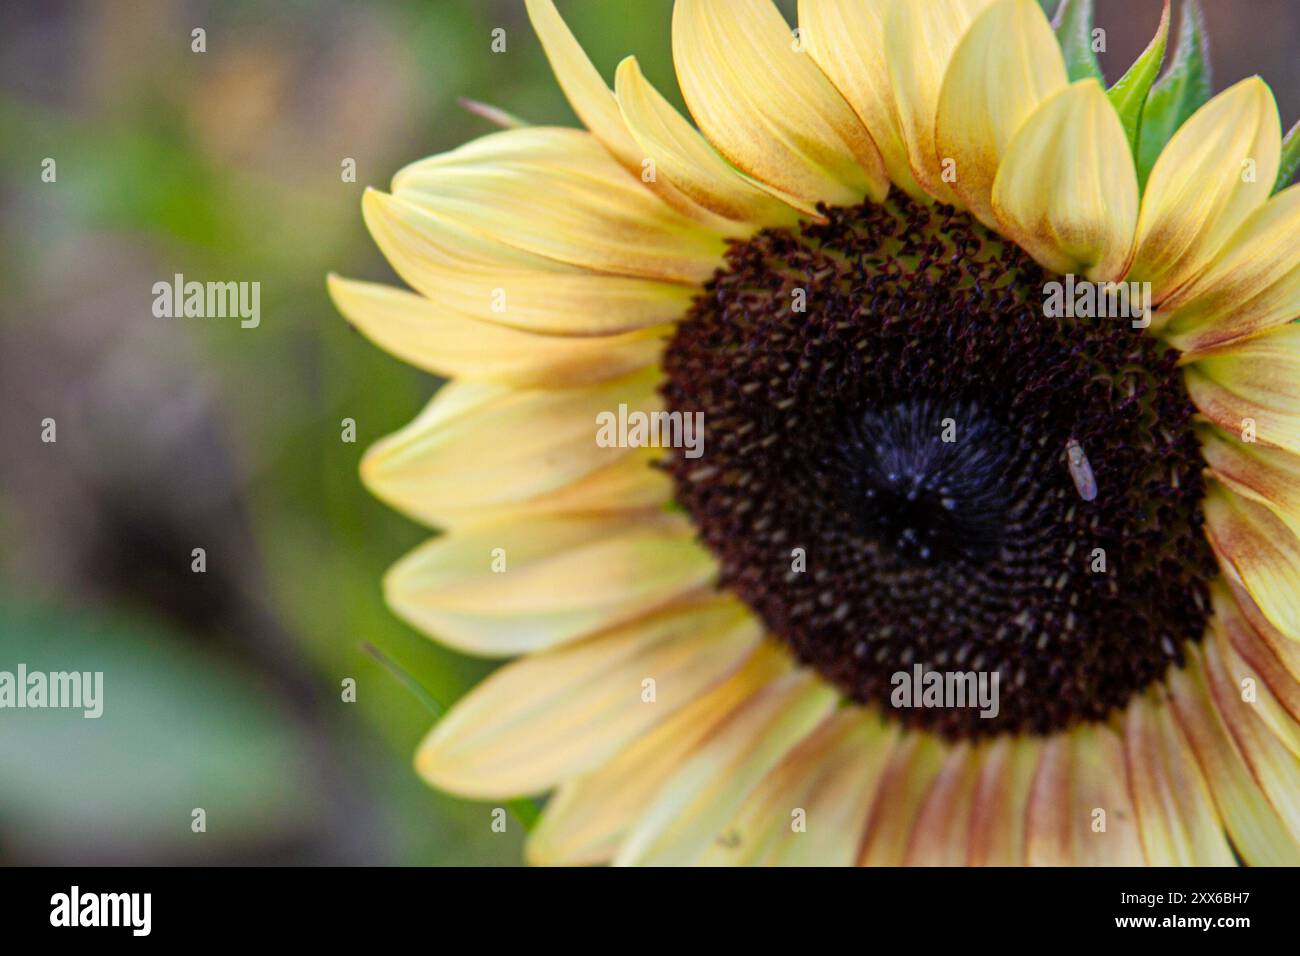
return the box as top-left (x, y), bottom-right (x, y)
top-left (1053, 0), bottom-right (1104, 83)
top-left (1107, 1), bottom-right (1171, 155)
top-left (1136, 0), bottom-right (1212, 188)
top-left (1276, 120), bottom-right (1300, 194)
top-left (0, 595), bottom-right (319, 857)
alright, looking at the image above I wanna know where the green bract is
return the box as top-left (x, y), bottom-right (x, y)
top-left (1133, 0), bottom-right (1212, 188)
top-left (1277, 121), bottom-right (1300, 193)
top-left (1052, 0), bottom-right (1103, 83)
top-left (1049, 0), bottom-right (1218, 192)
top-left (1107, 1), bottom-right (1170, 155)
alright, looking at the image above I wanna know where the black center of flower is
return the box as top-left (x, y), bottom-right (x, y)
top-left (661, 192), bottom-right (1217, 738)
top-left (835, 399), bottom-right (1016, 565)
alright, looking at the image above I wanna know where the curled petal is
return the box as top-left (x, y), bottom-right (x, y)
top-left (992, 81), bottom-right (1137, 281)
top-left (672, 0), bottom-right (887, 209)
top-left (936, 0), bottom-right (1068, 228)
top-left (1184, 323), bottom-right (1300, 456)
top-left (614, 56), bottom-right (802, 227)
top-left (887, 0), bottom-right (998, 203)
top-left (1130, 77), bottom-right (1282, 301)
top-left (797, 0), bottom-right (923, 199)
top-left (1160, 184), bottom-right (1300, 353)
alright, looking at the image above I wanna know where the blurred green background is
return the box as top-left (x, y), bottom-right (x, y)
top-left (0, 0), bottom-right (1296, 865)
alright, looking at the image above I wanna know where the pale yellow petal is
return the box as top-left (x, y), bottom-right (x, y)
top-left (904, 741), bottom-right (981, 865)
top-left (1130, 78), bottom-right (1282, 301)
top-left (700, 709), bottom-right (896, 866)
top-left (391, 127), bottom-right (728, 283)
top-left (1202, 480), bottom-right (1300, 645)
top-left (384, 512), bottom-right (716, 657)
top-left (523, 0), bottom-right (642, 169)
top-left (361, 189), bottom-right (694, 335)
top-left (1199, 424), bottom-right (1300, 540)
top-left (1185, 330), bottom-right (1300, 458)
top-left (858, 732), bottom-right (948, 865)
top-left (614, 56), bottom-right (802, 228)
top-left (1161, 184), bottom-right (1300, 352)
top-left (414, 596), bottom-right (762, 798)
top-left (887, 0), bottom-right (998, 203)
top-left (1211, 585), bottom-right (1300, 753)
top-left (1022, 733), bottom-right (1072, 865)
top-left (523, 0), bottom-right (738, 231)
top-left (1024, 723), bottom-right (1144, 865)
top-left (1123, 690), bottom-right (1234, 866)
top-left (1073, 729), bottom-right (1147, 865)
top-left (936, 0), bottom-right (1068, 228)
top-left (1170, 644), bottom-right (1300, 865)
top-left (328, 275), bottom-right (666, 386)
top-left (525, 643), bottom-right (791, 865)
top-left (966, 735), bottom-right (1040, 865)
top-left (614, 668), bottom-right (838, 866)
top-left (1221, 576), bottom-right (1300, 704)
top-left (672, 0), bottom-right (887, 209)
top-left (796, 0), bottom-right (924, 199)
top-left (991, 80), bottom-right (1137, 281)
top-left (425, 448), bottom-right (673, 531)
top-left (1200, 636), bottom-right (1300, 846)
top-left (360, 369), bottom-right (662, 526)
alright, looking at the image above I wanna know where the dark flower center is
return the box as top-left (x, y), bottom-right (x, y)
top-left (835, 398), bottom-right (1015, 566)
top-left (661, 192), bottom-right (1217, 738)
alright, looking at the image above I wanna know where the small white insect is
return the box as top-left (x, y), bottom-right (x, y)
top-left (1066, 439), bottom-right (1097, 502)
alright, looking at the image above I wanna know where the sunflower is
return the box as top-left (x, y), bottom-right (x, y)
top-left (329, 0), bottom-right (1300, 866)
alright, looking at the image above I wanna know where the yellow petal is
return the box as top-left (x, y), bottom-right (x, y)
top-left (1199, 424), bottom-right (1300, 540)
top-left (361, 189), bottom-right (694, 334)
top-left (904, 741), bottom-right (981, 865)
top-left (966, 735), bottom-right (1040, 865)
top-left (858, 732), bottom-right (948, 865)
top-left (523, 0), bottom-right (737, 232)
top-left (1025, 723), bottom-right (1144, 865)
top-left (614, 668), bottom-right (837, 866)
top-left (384, 512), bottom-right (716, 657)
top-left (1130, 78), bottom-right (1282, 301)
top-left (1185, 322), bottom-right (1300, 456)
top-left (614, 56), bottom-right (802, 228)
top-left (525, 643), bottom-right (790, 865)
top-left (671, 0), bottom-right (887, 209)
top-left (936, 0), bottom-right (1068, 228)
top-left (1211, 583), bottom-right (1300, 750)
top-left (796, 0), bottom-right (924, 199)
top-left (992, 80), bottom-right (1137, 281)
top-left (700, 709), bottom-right (896, 866)
top-left (361, 369), bottom-right (662, 526)
top-left (1222, 575), bottom-right (1300, 698)
top-left (425, 448), bottom-right (673, 531)
top-left (523, 0), bottom-right (641, 170)
top-left (328, 275), bottom-right (667, 386)
top-left (1022, 733), bottom-right (1072, 864)
top-left (1203, 480), bottom-right (1300, 645)
top-left (391, 127), bottom-right (728, 283)
top-left (1123, 690), bottom-right (1234, 866)
top-left (887, 0), bottom-right (998, 203)
top-left (414, 596), bottom-right (762, 798)
top-left (1161, 184), bottom-right (1300, 352)
top-left (1200, 636), bottom-right (1300, 846)
top-left (1168, 645), bottom-right (1300, 865)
